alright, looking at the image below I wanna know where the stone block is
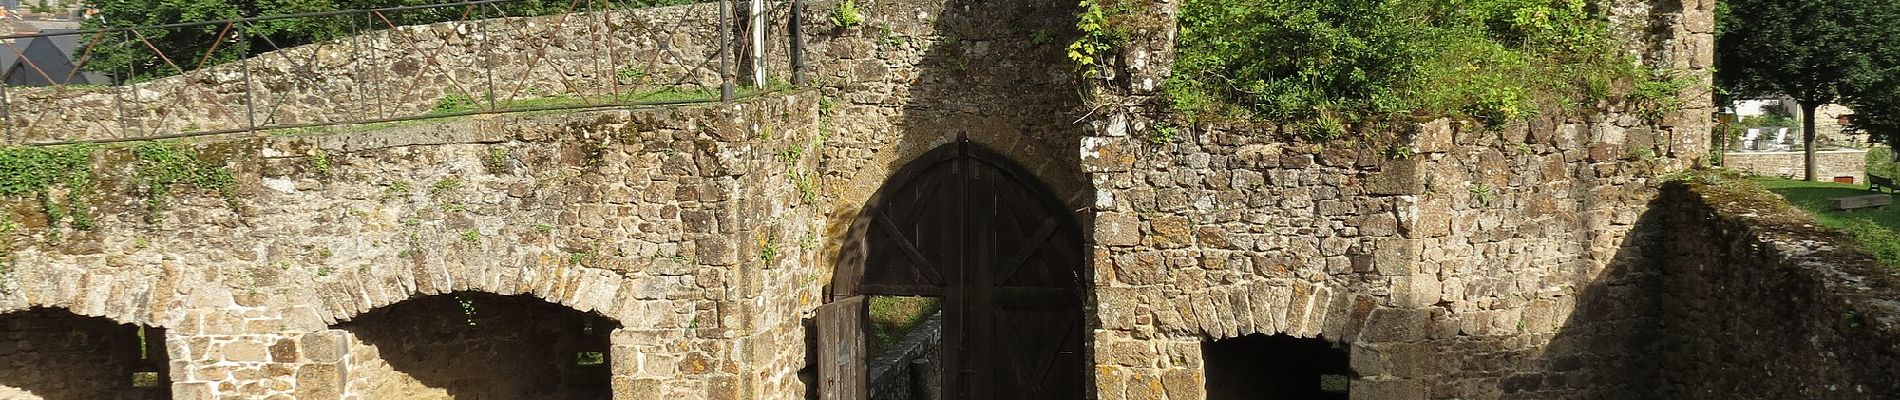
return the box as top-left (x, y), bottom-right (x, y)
top-left (1358, 307), bottom-right (1432, 343)
top-left (1390, 275), bottom-right (1442, 308)
top-left (1365, 159), bottom-right (1424, 195)
top-left (301, 331), bottom-right (347, 364)
top-left (1098, 212), bottom-right (1141, 246)
top-left (294, 363), bottom-right (342, 399)
top-left (269, 338), bottom-right (299, 363)
top-left (1351, 378), bottom-right (1429, 400)
top-left (1161, 369), bottom-right (1204, 400)
top-left (224, 341), bottom-right (270, 363)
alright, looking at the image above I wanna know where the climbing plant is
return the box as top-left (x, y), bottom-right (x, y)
top-left (0, 145), bottom-right (98, 230)
top-left (1159, 0), bottom-right (1681, 139)
top-left (133, 141), bottom-right (239, 220)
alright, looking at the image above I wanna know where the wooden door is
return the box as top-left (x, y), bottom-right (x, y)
top-left (824, 139), bottom-right (1085, 400)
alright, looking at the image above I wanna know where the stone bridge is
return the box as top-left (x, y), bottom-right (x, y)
top-left (0, 0), bottom-right (1897, 399)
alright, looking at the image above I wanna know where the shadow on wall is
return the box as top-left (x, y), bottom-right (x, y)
top-left (1525, 181), bottom-right (1900, 399)
top-left (336, 292), bottom-right (617, 400)
top-left (0, 307), bottom-right (170, 400)
top-left (800, 0), bottom-right (1092, 396)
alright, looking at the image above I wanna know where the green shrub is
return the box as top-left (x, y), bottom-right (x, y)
top-left (1869, 146), bottom-right (1898, 178)
top-left (1167, 0), bottom-right (1666, 135)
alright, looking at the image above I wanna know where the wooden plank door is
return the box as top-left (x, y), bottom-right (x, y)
top-left (817, 296), bottom-right (868, 400)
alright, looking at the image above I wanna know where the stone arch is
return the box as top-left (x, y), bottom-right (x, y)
top-left (329, 291), bottom-right (619, 400)
top-left (301, 262), bottom-right (639, 327)
top-left (0, 306), bottom-right (171, 400)
top-left (290, 262), bottom-right (693, 399)
top-left (822, 139), bottom-right (1090, 399)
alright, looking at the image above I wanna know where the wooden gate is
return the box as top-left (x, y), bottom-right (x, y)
top-left (821, 139), bottom-right (1086, 400)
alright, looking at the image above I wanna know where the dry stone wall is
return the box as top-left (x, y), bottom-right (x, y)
top-left (0, 91), bottom-right (825, 399)
top-left (1649, 179), bottom-right (1900, 399)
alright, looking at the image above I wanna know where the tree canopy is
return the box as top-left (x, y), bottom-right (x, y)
top-left (1717, 0), bottom-right (1900, 179)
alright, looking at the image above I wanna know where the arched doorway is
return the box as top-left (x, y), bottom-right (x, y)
top-left (0, 307), bottom-right (170, 400)
top-left (335, 292), bottom-right (616, 399)
top-left (820, 139), bottom-right (1087, 400)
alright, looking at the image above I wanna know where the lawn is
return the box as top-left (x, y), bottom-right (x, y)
top-left (1751, 176), bottom-right (1900, 268)
top-left (867, 296), bottom-right (940, 357)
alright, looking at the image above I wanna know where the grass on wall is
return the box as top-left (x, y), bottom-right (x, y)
top-left (867, 295), bottom-right (940, 357)
top-left (1753, 176), bottom-right (1900, 268)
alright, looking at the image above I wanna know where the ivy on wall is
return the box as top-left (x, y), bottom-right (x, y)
top-left (0, 145), bottom-right (98, 231)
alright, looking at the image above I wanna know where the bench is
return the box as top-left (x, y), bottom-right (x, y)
top-left (1830, 194), bottom-right (1893, 211)
top-left (1873, 174), bottom-right (1900, 193)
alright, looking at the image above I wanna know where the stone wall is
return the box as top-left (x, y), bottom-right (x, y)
top-left (1722, 149), bottom-right (1869, 181)
top-left (0, 91), bottom-right (825, 399)
top-left (1, 3), bottom-right (733, 144)
top-left (1648, 179), bottom-right (1900, 399)
top-left (1078, 0), bottom-right (1716, 399)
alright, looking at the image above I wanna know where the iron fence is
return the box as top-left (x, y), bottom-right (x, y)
top-left (0, 0), bottom-right (804, 145)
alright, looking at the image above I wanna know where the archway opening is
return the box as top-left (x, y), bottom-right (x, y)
top-left (335, 292), bottom-right (617, 400)
top-left (1204, 334), bottom-right (1352, 400)
top-left (0, 307), bottom-right (170, 400)
top-left (820, 140), bottom-right (1086, 400)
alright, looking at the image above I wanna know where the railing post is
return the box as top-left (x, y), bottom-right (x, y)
top-left (238, 22), bottom-right (257, 133)
top-left (1, 82), bottom-right (13, 143)
top-left (719, 0), bottom-right (734, 102)
top-left (790, 0), bottom-right (804, 87)
top-left (750, 0), bottom-right (764, 88)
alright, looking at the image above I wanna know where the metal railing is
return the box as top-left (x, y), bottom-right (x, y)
top-left (0, 0), bottom-right (804, 145)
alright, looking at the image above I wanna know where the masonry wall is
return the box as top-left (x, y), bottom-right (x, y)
top-left (1, 3), bottom-right (730, 144)
top-left (1079, 0), bottom-right (1716, 399)
top-left (1649, 180), bottom-right (1900, 399)
top-left (1721, 149), bottom-right (1868, 181)
top-left (0, 91), bottom-right (823, 399)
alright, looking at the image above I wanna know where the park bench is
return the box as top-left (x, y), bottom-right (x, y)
top-left (1871, 174), bottom-right (1900, 193)
top-left (1830, 194), bottom-right (1893, 211)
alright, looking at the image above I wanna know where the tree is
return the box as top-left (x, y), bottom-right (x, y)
top-left (1717, 0), bottom-right (1900, 181)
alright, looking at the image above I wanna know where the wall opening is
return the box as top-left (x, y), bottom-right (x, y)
top-left (336, 292), bottom-right (617, 399)
top-left (866, 295), bottom-right (943, 400)
top-left (0, 307), bottom-right (170, 400)
top-left (1203, 334), bottom-right (1351, 400)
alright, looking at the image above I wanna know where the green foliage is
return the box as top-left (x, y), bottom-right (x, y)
top-left (384, 181), bottom-right (411, 200)
top-left (1067, 0), bottom-right (1126, 77)
top-left (759, 233), bottom-right (779, 265)
top-left (1870, 147), bottom-right (1900, 178)
top-left (1168, 0), bottom-right (1656, 135)
top-left (460, 229), bottom-right (481, 246)
top-left (792, 171), bottom-right (819, 206)
top-left (429, 178), bottom-right (461, 197)
top-left (867, 296), bottom-right (941, 355)
top-left (1146, 125), bottom-right (1178, 144)
top-left (1718, 0), bottom-right (1899, 107)
top-left (830, 0), bottom-right (863, 28)
top-left (0, 145), bottom-right (96, 230)
top-left (1628, 69), bottom-right (1697, 124)
top-left (1469, 183), bottom-right (1494, 206)
top-left (132, 141), bottom-right (237, 219)
top-left (1754, 176), bottom-right (1900, 269)
top-left (484, 146), bottom-right (510, 172)
top-left (310, 149), bottom-right (331, 175)
top-left (431, 92), bottom-right (479, 115)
